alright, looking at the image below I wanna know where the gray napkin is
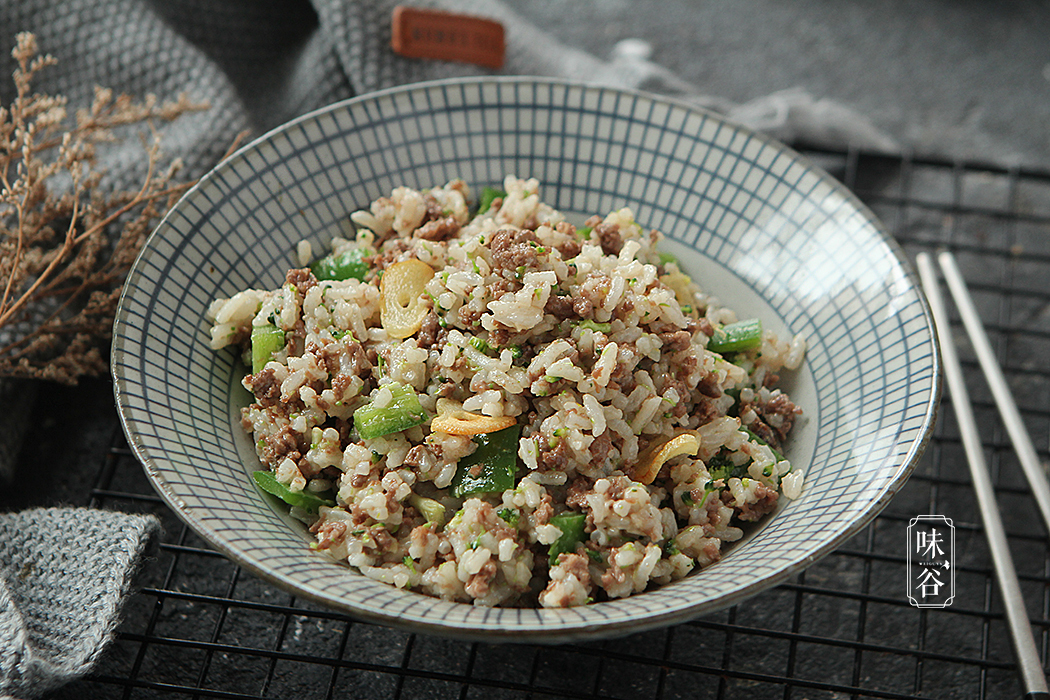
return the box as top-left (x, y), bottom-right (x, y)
top-left (0, 0), bottom-right (898, 694)
top-left (0, 508), bottom-right (158, 699)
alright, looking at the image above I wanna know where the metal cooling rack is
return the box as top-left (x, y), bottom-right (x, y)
top-left (46, 147), bottom-right (1050, 700)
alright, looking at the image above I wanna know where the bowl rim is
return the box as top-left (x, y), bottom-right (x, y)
top-left (113, 75), bottom-right (942, 642)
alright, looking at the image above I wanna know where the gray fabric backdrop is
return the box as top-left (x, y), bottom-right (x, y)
top-left (0, 2), bottom-right (895, 696)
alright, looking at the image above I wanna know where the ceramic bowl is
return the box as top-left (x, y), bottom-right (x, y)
top-left (113, 77), bottom-right (939, 642)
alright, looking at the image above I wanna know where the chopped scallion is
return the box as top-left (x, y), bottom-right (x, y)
top-left (497, 507), bottom-right (520, 527)
top-left (250, 324), bottom-right (284, 373)
top-left (708, 318), bottom-right (762, 354)
top-left (477, 186), bottom-right (506, 214)
top-left (577, 319), bottom-right (612, 334)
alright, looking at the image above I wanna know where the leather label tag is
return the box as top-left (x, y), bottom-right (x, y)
top-left (391, 6), bottom-right (506, 69)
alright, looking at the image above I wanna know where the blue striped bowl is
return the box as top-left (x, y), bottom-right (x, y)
top-left (113, 77), bottom-right (940, 642)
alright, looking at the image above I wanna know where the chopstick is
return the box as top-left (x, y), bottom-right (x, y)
top-left (937, 251), bottom-right (1050, 535)
top-left (916, 251), bottom-right (1049, 699)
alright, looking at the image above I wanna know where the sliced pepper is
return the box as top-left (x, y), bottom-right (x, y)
top-left (310, 247), bottom-right (369, 281)
top-left (708, 318), bottom-right (762, 354)
top-left (251, 323), bottom-right (284, 373)
top-left (547, 511), bottom-right (587, 566)
top-left (451, 423), bottom-right (521, 497)
top-left (353, 383), bottom-right (428, 440)
top-left (252, 470), bottom-right (334, 513)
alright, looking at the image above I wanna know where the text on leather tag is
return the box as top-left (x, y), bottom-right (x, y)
top-left (391, 6), bottom-right (506, 69)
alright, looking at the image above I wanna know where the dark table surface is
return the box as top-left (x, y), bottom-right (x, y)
top-left (7, 4), bottom-right (1050, 699)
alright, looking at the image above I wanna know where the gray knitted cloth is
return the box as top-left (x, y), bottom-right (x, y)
top-left (0, 1), bottom-right (897, 696)
top-left (0, 509), bottom-right (158, 699)
top-left (0, 0), bottom-right (897, 194)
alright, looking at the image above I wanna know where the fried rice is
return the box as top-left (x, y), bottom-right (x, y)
top-left (206, 176), bottom-right (806, 608)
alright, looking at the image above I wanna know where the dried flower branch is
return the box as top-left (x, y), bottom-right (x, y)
top-left (0, 32), bottom-right (215, 384)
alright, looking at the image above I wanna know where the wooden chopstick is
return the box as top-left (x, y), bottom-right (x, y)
top-left (916, 251), bottom-right (1049, 699)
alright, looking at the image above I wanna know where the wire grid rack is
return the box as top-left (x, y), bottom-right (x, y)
top-left (47, 146), bottom-right (1050, 700)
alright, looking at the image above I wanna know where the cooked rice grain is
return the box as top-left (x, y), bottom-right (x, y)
top-left (207, 176), bottom-right (806, 608)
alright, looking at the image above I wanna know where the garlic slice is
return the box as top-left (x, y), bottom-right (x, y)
top-left (431, 399), bottom-right (516, 436)
top-left (632, 431), bottom-right (701, 485)
top-left (380, 258), bottom-right (435, 339)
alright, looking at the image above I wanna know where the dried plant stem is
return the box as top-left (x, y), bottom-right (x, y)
top-left (0, 31), bottom-right (217, 384)
top-left (0, 197), bottom-right (78, 328)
